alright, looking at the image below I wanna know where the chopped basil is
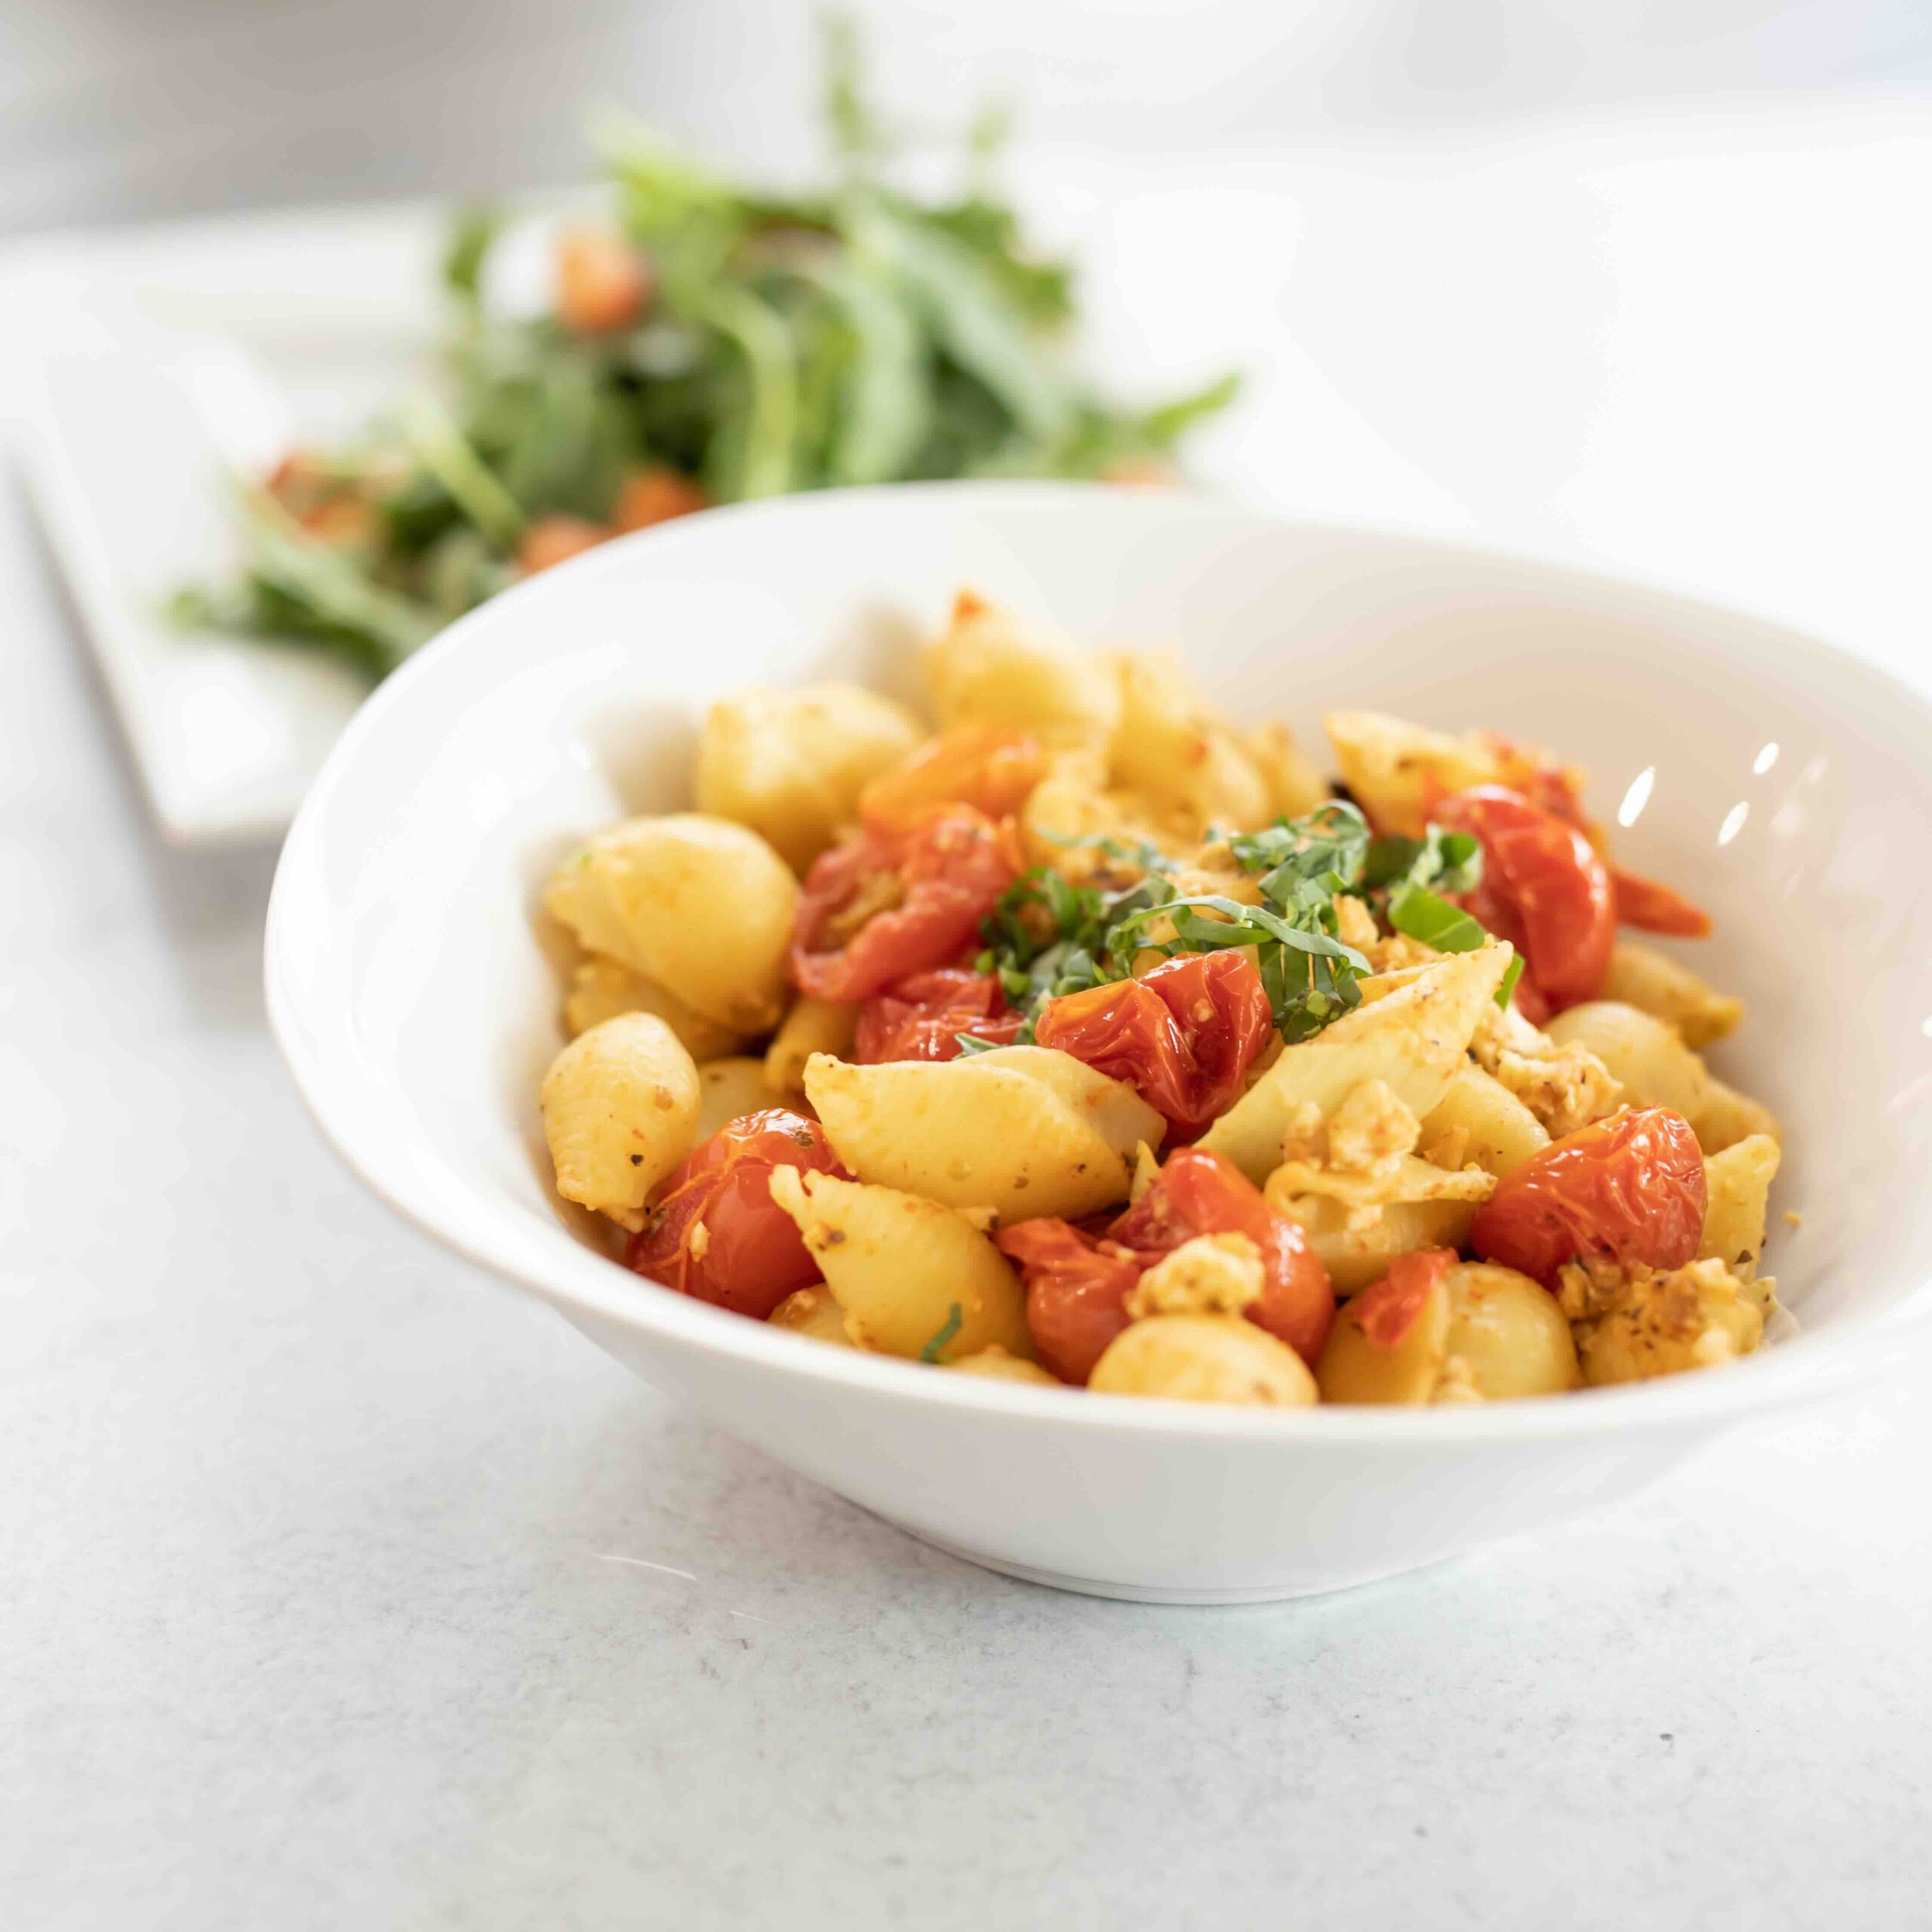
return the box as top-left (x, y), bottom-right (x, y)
top-left (1497, 952), bottom-right (1525, 1010)
top-left (1386, 881), bottom-right (1490, 954)
top-left (978, 800), bottom-right (1506, 1048)
top-left (1363, 826), bottom-right (1483, 894)
top-left (920, 1303), bottom-right (964, 1363)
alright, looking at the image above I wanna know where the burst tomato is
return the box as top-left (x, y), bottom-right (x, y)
top-left (1611, 866), bottom-right (1712, 939)
top-left (858, 723), bottom-right (1044, 833)
top-left (1436, 784), bottom-right (1614, 1018)
top-left (1352, 1248), bottom-right (1457, 1347)
top-left (853, 968), bottom-right (1026, 1063)
top-left (626, 1109), bottom-right (848, 1319)
top-left (993, 1219), bottom-right (1146, 1384)
top-left (1033, 952), bottom-right (1274, 1142)
top-left (1470, 740), bottom-right (1712, 940)
top-left (1468, 1106), bottom-right (1706, 1287)
top-left (998, 1146), bottom-right (1334, 1381)
top-left (1140, 1149), bottom-right (1334, 1363)
top-left (789, 808), bottom-right (1019, 1003)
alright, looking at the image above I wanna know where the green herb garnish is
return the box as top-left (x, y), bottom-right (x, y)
top-left (1386, 881), bottom-right (1489, 954)
top-left (1497, 952), bottom-right (1525, 1011)
top-left (977, 800), bottom-right (1509, 1047)
top-left (920, 1303), bottom-right (964, 1363)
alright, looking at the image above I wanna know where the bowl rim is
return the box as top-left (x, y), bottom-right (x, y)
top-left (266, 478), bottom-right (1932, 1444)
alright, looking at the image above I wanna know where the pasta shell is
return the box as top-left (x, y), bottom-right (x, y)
top-left (544, 813), bottom-right (797, 1034)
top-left (1199, 943), bottom-right (1515, 1184)
top-left (804, 1045), bottom-right (1164, 1222)
top-left (540, 1013), bottom-right (701, 1231)
top-left (766, 1167), bottom-right (1032, 1361)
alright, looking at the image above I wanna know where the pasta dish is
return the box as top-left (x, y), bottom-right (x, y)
top-left (535, 594), bottom-right (1783, 1407)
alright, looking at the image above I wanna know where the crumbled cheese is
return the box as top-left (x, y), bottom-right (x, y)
top-left (1125, 1233), bottom-right (1265, 1320)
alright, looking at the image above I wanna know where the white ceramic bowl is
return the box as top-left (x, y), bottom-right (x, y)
top-left (266, 481), bottom-right (1932, 1603)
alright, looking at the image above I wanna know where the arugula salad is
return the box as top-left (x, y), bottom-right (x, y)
top-left (175, 23), bottom-right (1238, 681)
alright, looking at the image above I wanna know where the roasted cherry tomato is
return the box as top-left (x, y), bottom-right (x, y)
top-left (1436, 784), bottom-right (1614, 1019)
top-left (858, 724), bottom-right (1044, 834)
top-left (790, 807), bottom-right (1019, 1004)
top-left (1468, 1106), bottom-right (1706, 1287)
top-left (993, 1219), bottom-right (1146, 1385)
top-left (853, 968), bottom-right (1026, 1064)
top-left (1611, 866), bottom-right (1712, 939)
top-left (1034, 952), bottom-right (1275, 1143)
top-left (998, 1147), bottom-right (1334, 1381)
top-left (626, 1109), bottom-right (848, 1319)
top-left (1470, 741), bottom-right (1712, 941)
top-left (1352, 1248), bottom-right (1457, 1348)
top-left (1134, 1148), bottom-right (1334, 1364)
top-left (1476, 735), bottom-right (1598, 838)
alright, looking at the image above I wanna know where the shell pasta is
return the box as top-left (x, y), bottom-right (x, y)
top-left (535, 593), bottom-right (1786, 1406)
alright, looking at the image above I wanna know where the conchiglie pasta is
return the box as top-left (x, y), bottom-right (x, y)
top-left (694, 683), bottom-right (922, 871)
top-left (1269, 1191), bottom-right (1479, 1294)
top-left (1438, 1263), bottom-right (1580, 1400)
top-left (543, 813), bottom-right (797, 1033)
top-left (1244, 720), bottom-right (1333, 820)
top-left (1198, 944), bottom-right (1514, 1183)
top-left (1089, 1315), bottom-right (1317, 1407)
top-left (1418, 1065), bottom-right (1551, 1177)
top-left (1018, 752), bottom-right (1177, 879)
top-left (769, 1285), bottom-right (865, 1349)
top-left (1321, 710), bottom-right (1501, 839)
top-left (1315, 1266), bottom-right (1452, 1404)
top-left (1697, 1134), bottom-right (1781, 1275)
top-left (563, 955), bottom-right (746, 1060)
top-left (1545, 1001), bottom-right (1777, 1153)
top-left (763, 996), bottom-right (859, 1097)
top-left (1600, 941), bottom-right (1743, 1049)
top-left (694, 1057), bottom-right (775, 1142)
top-left (1108, 651), bottom-right (1272, 833)
top-left (1316, 1261), bottom-right (1577, 1403)
top-left (924, 592), bottom-right (1121, 747)
top-left (767, 1167), bottom-right (1032, 1361)
top-left (540, 1013), bottom-right (701, 1231)
top-left (803, 1045), bottom-right (1164, 1222)
top-left (947, 1348), bottom-right (1060, 1386)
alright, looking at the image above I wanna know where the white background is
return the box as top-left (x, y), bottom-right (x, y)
top-left (4, 5), bottom-right (1932, 1927)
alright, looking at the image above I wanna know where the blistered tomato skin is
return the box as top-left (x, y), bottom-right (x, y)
top-left (789, 808), bottom-right (1018, 1003)
top-left (995, 1220), bottom-right (1145, 1384)
top-left (1152, 1149), bottom-right (1334, 1364)
top-left (853, 968), bottom-right (1026, 1063)
top-left (1000, 1147), bottom-right (1334, 1380)
top-left (1436, 784), bottom-right (1615, 1017)
top-left (1611, 866), bottom-right (1712, 939)
top-left (1035, 952), bottom-right (1275, 1142)
top-left (1469, 1106), bottom-right (1707, 1287)
top-left (627, 1109), bottom-right (848, 1319)
top-left (1354, 1248), bottom-right (1458, 1347)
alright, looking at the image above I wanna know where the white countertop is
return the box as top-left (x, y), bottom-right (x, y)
top-left (6, 112), bottom-right (1932, 1928)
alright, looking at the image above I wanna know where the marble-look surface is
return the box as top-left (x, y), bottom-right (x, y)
top-left (7, 130), bottom-right (1932, 1929)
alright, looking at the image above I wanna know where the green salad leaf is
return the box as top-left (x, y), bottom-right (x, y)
top-left (177, 17), bottom-right (1241, 681)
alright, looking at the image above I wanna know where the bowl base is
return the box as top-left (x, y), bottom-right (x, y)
top-left (878, 1515), bottom-right (1451, 1604)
